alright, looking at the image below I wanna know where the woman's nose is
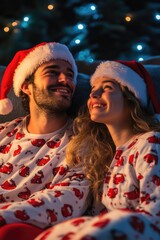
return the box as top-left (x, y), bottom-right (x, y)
top-left (90, 89), bottom-right (102, 98)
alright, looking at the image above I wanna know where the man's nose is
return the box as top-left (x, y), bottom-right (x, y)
top-left (57, 73), bottom-right (68, 84)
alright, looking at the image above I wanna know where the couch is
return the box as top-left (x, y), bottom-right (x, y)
top-left (0, 57), bottom-right (160, 123)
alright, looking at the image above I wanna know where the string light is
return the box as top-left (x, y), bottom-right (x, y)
top-left (12, 21), bottom-right (19, 27)
top-left (138, 57), bottom-right (144, 61)
top-left (136, 44), bottom-right (143, 51)
top-left (4, 27), bottom-right (10, 33)
top-left (48, 4), bottom-right (54, 10)
top-left (77, 24), bottom-right (84, 30)
top-left (125, 15), bottom-right (132, 22)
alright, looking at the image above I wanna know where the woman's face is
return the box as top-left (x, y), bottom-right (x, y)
top-left (87, 76), bottom-right (130, 126)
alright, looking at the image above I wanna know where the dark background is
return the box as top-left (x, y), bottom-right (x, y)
top-left (1, 0), bottom-right (160, 65)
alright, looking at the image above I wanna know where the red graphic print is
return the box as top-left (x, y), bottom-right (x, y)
top-left (36, 155), bottom-right (50, 166)
top-left (13, 145), bottom-right (22, 156)
top-left (115, 157), bottom-right (124, 167)
top-left (71, 218), bottom-right (86, 226)
top-left (19, 165), bottom-right (30, 177)
top-left (0, 194), bottom-right (6, 203)
top-left (52, 166), bottom-right (68, 176)
top-left (0, 143), bottom-right (12, 154)
top-left (7, 128), bottom-right (18, 137)
top-left (31, 170), bottom-right (44, 184)
top-left (31, 139), bottom-right (46, 147)
top-left (14, 210), bottom-right (30, 220)
top-left (54, 190), bottom-right (64, 197)
top-left (18, 187), bottom-right (31, 199)
top-left (1, 179), bottom-right (16, 190)
top-left (152, 175), bottom-right (160, 186)
top-left (0, 162), bottom-right (13, 174)
top-left (107, 188), bottom-right (118, 198)
top-left (144, 153), bottom-right (158, 165)
top-left (73, 188), bottom-right (84, 199)
top-left (46, 209), bottom-right (57, 222)
top-left (93, 218), bottom-right (110, 228)
top-left (47, 139), bottom-right (61, 148)
top-left (28, 198), bottom-right (44, 207)
top-left (124, 187), bottom-right (139, 200)
top-left (61, 204), bottom-right (73, 217)
top-left (16, 132), bottom-right (25, 140)
top-left (147, 135), bottom-right (160, 144)
top-left (113, 173), bottom-right (125, 184)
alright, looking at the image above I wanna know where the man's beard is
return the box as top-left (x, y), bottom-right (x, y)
top-left (32, 83), bottom-right (72, 115)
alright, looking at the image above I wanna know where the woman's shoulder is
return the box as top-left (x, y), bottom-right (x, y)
top-left (136, 131), bottom-right (160, 147)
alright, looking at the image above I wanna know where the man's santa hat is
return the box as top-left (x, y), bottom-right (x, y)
top-left (0, 42), bottom-right (78, 115)
top-left (90, 60), bottom-right (160, 120)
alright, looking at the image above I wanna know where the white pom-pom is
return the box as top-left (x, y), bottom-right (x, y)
top-left (0, 98), bottom-right (13, 115)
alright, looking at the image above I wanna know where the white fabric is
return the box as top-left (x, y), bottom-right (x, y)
top-left (0, 117), bottom-right (90, 228)
top-left (35, 131), bottom-right (160, 239)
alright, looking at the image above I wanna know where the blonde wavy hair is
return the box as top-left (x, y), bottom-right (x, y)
top-left (66, 86), bottom-right (160, 201)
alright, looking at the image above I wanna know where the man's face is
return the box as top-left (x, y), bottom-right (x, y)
top-left (28, 59), bottom-right (76, 114)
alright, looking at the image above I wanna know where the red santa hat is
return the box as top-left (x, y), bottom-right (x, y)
top-left (90, 60), bottom-right (160, 120)
top-left (0, 42), bottom-right (78, 115)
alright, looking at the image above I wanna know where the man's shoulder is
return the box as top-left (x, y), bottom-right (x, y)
top-left (0, 116), bottom-right (25, 127)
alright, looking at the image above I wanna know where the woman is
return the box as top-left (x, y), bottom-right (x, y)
top-left (35, 60), bottom-right (160, 240)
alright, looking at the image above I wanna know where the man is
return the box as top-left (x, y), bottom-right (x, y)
top-left (0, 42), bottom-right (90, 238)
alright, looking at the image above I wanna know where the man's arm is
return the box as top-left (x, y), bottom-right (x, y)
top-left (0, 164), bottom-right (90, 229)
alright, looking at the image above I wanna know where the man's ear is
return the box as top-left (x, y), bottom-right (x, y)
top-left (21, 82), bottom-right (32, 95)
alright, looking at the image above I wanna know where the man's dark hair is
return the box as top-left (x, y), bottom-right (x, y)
top-left (19, 73), bottom-right (34, 114)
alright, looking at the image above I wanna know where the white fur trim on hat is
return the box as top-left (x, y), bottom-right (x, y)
top-left (13, 42), bottom-right (78, 96)
top-left (90, 61), bottom-right (147, 107)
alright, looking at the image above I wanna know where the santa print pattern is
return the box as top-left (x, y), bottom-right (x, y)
top-left (0, 117), bottom-right (89, 229)
top-left (35, 131), bottom-right (160, 240)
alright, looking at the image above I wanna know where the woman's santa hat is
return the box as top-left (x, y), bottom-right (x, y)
top-left (0, 42), bottom-right (78, 115)
top-left (90, 60), bottom-right (160, 120)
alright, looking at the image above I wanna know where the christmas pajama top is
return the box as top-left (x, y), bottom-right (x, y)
top-left (35, 131), bottom-right (160, 240)
top-left (0, 116), bottom-right (90, 229)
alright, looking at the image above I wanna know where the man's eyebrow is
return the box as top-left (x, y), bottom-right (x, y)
top-left (43, 65), bottom-right (74, 74)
